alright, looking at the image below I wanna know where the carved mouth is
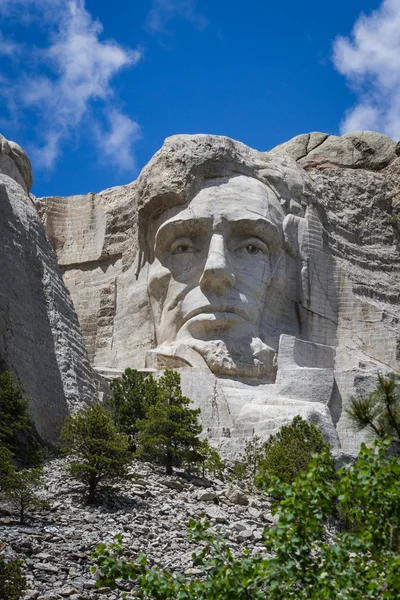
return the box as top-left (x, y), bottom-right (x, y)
top-left (183, 305), bottom-right (246, 324)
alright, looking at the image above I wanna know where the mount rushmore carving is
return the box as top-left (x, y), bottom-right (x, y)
top-left (1, 130), bottom-right (400, 456)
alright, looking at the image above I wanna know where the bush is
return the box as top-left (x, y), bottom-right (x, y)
top-left (109, 369), bottom-right (159, 440)
top-left (136, 370), bottom-right (203, 475)
top-left (256, 415), bottom-right (335, 489)
top-left (347, 372), bottom-right (400, 446)
top-left (0, 547), bottom-right (26, 600)
top-left (92, 438), bottom-right (400, 599)
top-left (60, 403), bottom-right (132, 503)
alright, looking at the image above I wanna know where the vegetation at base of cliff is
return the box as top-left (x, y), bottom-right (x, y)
top-left (93, 438), bottom-right (400, 599)
top-left (0, 370), bottom-right (43, 468)
top-left (59, 403), bottom-right (133, 504)
top-left (347, 372), bottom-right (400, 447)
top-left (0, 370), bottom-right (45, 524)
top-left (256, 415), bottom-right (336, 490)
top-left (136, 370), bottom-right (204, 475)
top-left (0, 546), bottom-right (27, 600)
top-left (110, 369), bottom-right (222, 477)
top-left (108, 369), bottom-right (159, 440)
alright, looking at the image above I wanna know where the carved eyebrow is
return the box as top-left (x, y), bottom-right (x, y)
top-left (154, 218), bottom-right (210, 250)
top-left (228, 218), bottom-right (280, 249)
top-left (155, 216), bottom-right (281, 251)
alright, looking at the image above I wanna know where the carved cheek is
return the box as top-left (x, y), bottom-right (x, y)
top-left (147, 261), bottom-right (172, 304)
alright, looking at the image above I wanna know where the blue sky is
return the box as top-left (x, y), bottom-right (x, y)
top-left (0, 0), bottom-right (398, 197)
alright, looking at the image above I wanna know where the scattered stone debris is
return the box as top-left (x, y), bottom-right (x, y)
top-left (0, 458), bottom-right (275, 599)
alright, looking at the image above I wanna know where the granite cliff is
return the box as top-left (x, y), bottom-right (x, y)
top-left (33, 131), bottom-right (400, 456)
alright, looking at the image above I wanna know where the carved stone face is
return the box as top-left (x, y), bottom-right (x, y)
top-left (147, 175), bottom-right (286, 378)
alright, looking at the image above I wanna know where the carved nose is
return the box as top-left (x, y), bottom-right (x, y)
top-left (199, 234), bottom-right (235, 292)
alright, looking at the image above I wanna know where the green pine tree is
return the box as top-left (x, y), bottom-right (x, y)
top-left (0, 371), bottom-right (42, 467)
top-left (1, 467), bottom-right (45, 524)
top-left (137, 370), bottom-right (203, 475)
top-left (0, 546), bottom-right (26, 600)
top-left (347, 372), bottom-right (400, 446)
top-left (60, 403), bottom-right (132, 503)
top-left (108, 369), bottom-right (159, 440)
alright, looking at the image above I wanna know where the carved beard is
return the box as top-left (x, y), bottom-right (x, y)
top-left (147, 336), bottom-right (277, 381)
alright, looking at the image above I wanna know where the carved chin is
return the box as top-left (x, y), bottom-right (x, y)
top-left (147, 338), bottom-right (277, 381)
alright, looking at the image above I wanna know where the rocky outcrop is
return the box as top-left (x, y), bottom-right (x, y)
top-left (0, 134), bottom-right (97, 443)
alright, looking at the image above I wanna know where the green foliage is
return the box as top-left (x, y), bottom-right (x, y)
top-left (347, 372), bottom-right (400, 445)
top-left (0, 371), bottom-right (42, 467)
top-left (109, 369), bottom-right (159, 438)
top-left (0, 444), bottom-right (15, 493)
top-left (198, 439), bottom-right (225, 479)
top-left (92, 439), bottom-right (400, 599)
top-left (0, 547), bottom-right (27, 600)
top-left (136, 370), bottom-right (203, 475)
top-left (60, 403), bottom-right (132, 503)
top-left (256, 415), bottom-right (335, 489)
top-left (230, 436), bottom-right (263, 486)
top-left (1, 467), bottom-right (45, 524)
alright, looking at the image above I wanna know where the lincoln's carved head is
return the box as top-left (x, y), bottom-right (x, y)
top-left (136, 135), bottom-right (331, 379)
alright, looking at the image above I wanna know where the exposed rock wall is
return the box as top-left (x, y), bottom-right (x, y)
top-left (0, 134), bottom-right (97, 443)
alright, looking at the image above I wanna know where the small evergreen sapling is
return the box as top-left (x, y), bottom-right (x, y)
top-left (1, 467), bottom-right (44, 524)
top-left (60, 403), bottom-right (132, 503)
top-left (0, 544), bottom-right (26, 600)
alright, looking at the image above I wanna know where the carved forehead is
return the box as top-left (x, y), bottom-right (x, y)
top-left (151, 175), bottom-right (285, 234)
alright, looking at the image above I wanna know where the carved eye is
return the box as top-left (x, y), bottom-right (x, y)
top-left (171, 240), bottom-right (195, 255)
top-left (246, 245), bottom-right (261, 255)
top-left (175, 245), bottom-right (192, 253)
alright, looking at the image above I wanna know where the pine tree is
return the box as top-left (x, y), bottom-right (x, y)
top-left (137, 370), bottom-right (203, 475)
top-left (60, 403), bottom-right (132, 503)
top-left (347, 372), bottom-right (400, 446)
top-left (0, 371), bottom-right (42, 467)
top-left (108, 369), bottom-right (159, 440)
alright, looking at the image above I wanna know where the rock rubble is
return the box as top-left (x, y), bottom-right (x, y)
top-left (0, 458), bottom-right (274, 599)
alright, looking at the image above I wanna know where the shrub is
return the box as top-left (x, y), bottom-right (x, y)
top-left (256, 415), bottom-right (335, 489)
top-left (0, 547), bottom-right (26, 600)
top-left (92, 439), bottom-right (400, 599)
top-left (60, 403), bottom-right (132, 503)
top-left (0, 371), bottom-right (42, 467)
top-left (136, 370), bottom-right (203, 475)
top-left (347, 372), bottom-right (400, 446)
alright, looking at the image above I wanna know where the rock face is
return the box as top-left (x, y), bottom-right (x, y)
top-left (35, 131), bottom-right (400, 456)
top-left (0, 134), bottom-right (97, 443)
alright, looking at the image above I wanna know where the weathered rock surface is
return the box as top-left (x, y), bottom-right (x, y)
top-left (0, 134), bottom-right (97, 442)
top-left (0, 458), bottom-right (272, 599)
top-left (34, 131), bottom-right (400, 456)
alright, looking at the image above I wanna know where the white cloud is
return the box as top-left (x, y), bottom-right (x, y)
top-left (147, 0), bottom-right (207, 32)
top-left (95, 110), bottom-right (141, 171)
top-left (333, 0), bottom-right (400, 140)
top-left (0, 0), bottom-right (142, 171)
